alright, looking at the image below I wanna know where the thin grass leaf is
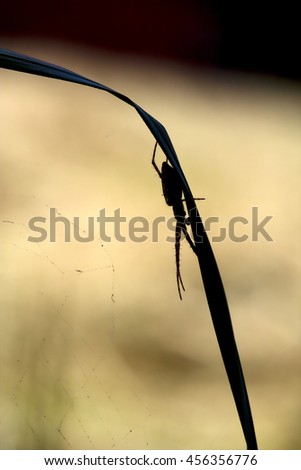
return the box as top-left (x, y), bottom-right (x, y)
top-left (0, 48), bottom-right (257, 449)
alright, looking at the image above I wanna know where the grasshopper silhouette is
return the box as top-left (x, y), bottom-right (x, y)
top-left (152, 142), bottom-right (204, 299)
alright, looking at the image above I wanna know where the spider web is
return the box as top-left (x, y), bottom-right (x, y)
top-left (1, 197), bottom-right (155, 450)
top-left (0, 66), bottom-right (226, 450)
top-left (1, 191), bottom-right (223, 450)
top-left (0, 66), bottom-right (160, 449)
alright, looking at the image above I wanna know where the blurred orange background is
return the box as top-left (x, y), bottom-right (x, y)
top-left (0, 3), bottom-right (300, 450)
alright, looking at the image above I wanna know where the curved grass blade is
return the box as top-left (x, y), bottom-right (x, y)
top-left (0, 48), bottom-right (257, 449)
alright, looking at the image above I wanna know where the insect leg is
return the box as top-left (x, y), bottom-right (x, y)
top-left (151, 141), bottom-right (161, 177)
top-left (181, 222), bottom-right (197, 254)
top-left (175, 220), bottom-right (185, 300)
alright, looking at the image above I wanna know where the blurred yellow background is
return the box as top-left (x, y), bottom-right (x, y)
top-left (0, 40), bottom-right (300, 449)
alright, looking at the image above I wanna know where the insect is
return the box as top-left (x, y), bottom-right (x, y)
top-left (152, 142), bottom-right (204, 299)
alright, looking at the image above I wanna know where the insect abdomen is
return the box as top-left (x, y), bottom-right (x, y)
top-left (161, 161), bottom-right (183, 207)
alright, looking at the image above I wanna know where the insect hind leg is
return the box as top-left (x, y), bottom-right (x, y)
top-left (181, 222), bottom-right (197, 254)
top-left (175, 221), bottom-right (185, 300)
